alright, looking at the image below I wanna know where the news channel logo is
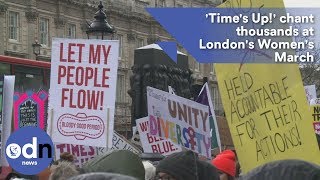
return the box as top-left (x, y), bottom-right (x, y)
top-left (5, 127), bottom-right (54, 175)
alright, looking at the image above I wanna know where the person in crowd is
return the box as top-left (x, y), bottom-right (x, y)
top-left (5, 170), bottom-right (37, 180)
top-left (5, 172), bottom-right (21, 180)
top-left (82, 150), bottom-right (145, 180)
top-left (155, 150), bottom-right (220, 180)
top-left (46, 152), bottom-right (79, 180)
top-left (49, 161), bottom-right (79, 180)
top-left (211, 150), bottom-right (236, 180)
top-left (68, 172), bottom-right (137, 180)
top-left (238, 159), bottom-right (320, 180)
top-left (52, 152), bottom-right (75, 165)
top-left (235, 162), bottom-right (241, 178)
top-left (142, 161), bottom-right (156, 180)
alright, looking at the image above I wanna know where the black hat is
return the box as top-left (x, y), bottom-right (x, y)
top-left (156, 151), bottom-right (219, 180)
top-left (239, 159), bottom-right (320, 180)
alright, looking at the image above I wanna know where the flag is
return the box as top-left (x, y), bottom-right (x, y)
top-left (196, 83), bottom-right (221, 152)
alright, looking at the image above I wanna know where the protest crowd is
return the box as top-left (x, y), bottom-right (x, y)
top-left (2, 148), bottom-right (320, 180)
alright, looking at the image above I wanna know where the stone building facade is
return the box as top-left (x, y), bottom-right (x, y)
top-left (0, 0), bottom-right (224, 137)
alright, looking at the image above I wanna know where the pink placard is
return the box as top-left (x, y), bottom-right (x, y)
top-left (313, 122), bottom-right (320, 135)
top-left (13, 90), bottom-right (48, 130)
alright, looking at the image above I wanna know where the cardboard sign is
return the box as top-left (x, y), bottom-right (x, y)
top-left (304, 85), bottom-right (317, 105)
top-left (215, 63), bottom-right (320, 172)
top-left (13, 91), bottom-right (48, 130)
top-left (136, 117), bottom-right (181, 156)
top-left (310, 98), bottom-right (320, 105)
top-left (111, 131), bottom-right (141, 154)
top-left (48, 38), bottom-right (119, 148)
top-left (147, 87), bottom-right (211, 158)
top-left (0, 76), bottom-right (15, 166)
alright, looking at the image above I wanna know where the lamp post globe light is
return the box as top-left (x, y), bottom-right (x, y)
top-left (32, 40), bottom-right (41, 60)
top-left (86, 1), bottom-right (115, 40)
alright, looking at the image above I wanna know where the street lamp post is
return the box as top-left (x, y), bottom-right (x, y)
top-left (86, 1), bottom-right (115, 40)
top-left (32, 40), bottom-right (41, 60)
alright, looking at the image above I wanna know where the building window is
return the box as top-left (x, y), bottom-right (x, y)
top-left (211, 85), bottom-right (221, 109)
top-left (0, 63), bottom-right (11, 74)
top-left (209, 85), bottom-right (215, 106)
top-left (39, 18), bottom-right (49, 46)
top-left (211, 64), bottom-right (215, 74)
top-left (116, 75), bottom-right (125, 103)
top-left (117, 35), bottom-right (123, 58)
top-left (195, 62), bottom-right (200, 71)
top-left (8, 11), bottom-right (19, 41)
top-left (136, 38), bottom-right (144, 48)
top-left (66, 24), bottom-right (76, 39)
top-left (158, 0), bottom-right (166, 7)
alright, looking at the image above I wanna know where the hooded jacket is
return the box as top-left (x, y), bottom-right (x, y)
top-left (239, 159), bottom-right (320, 180)
top-left (68, 172), bottom-right (137, 180)
top-left (82, 150), bottom-right (145, 180)
top-left (156, 151), bottom-right (219, 180)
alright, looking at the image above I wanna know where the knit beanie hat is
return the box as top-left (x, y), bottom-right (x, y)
top-left (156, 151), bottom-right (198, 180)
top-left (239, 159), bottom-right (320, 180)
top-left (156, 151), bottom-right (219, 180)
top-left (211, 150), bottom-right (236, 177)
top-left (68, 172), bottom-right (137, 180)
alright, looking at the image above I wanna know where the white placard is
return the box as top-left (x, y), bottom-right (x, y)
top-left (48, 38), bottom-right (119, 148)
top-left (136, 117), bottom-right (181, 156)
top-left (147, 87), bottom-right (211, 158)
top-left (55, 132), bottom-right (141, 167)
top-left (310, 98), bottom-right (320, 105)
top-left (0, 76), bottom-right (15, 166)
top-left (304, 85), bottom-right (317, 105)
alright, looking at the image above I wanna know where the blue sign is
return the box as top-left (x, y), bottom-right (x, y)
top-left (5, 127), bottom-right (54, 175)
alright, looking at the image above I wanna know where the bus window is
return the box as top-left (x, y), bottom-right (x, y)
top-left (13, 65), bottom-right (48, 92)
top-left (0, 63), bottom-right (11, 75)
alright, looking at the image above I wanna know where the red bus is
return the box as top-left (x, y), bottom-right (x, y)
top-left (0, 55), bottom-right (51, 92)
top-left (0, 55), bottom-right (51, 179)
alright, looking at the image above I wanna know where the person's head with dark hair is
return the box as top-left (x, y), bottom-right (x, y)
top-left (235, 162), bottom-right (241, 178)
top-left (239, 159), bottom-right (320, 180)
top-left (211, 150), bottom-right (236, 180)
top-left (49, 161), bottom-right (79, 180)
top-left (49, 152), bottom-right (79, 180)
top-left (5, 172), bottom-right (21, 180)
top-left (52, 152), bottom-right (75, 165)
top-left (156, 151), bottom-right (219, 180)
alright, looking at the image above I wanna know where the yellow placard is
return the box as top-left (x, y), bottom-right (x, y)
top-left (215, 63), bottom-right (320, 173)
top-left (215, 0), bottom-right (320, 173)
